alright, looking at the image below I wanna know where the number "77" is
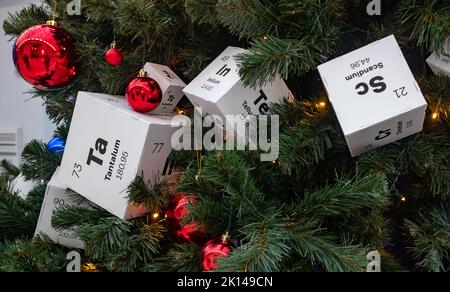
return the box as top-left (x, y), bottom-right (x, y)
top-left (153, 143), bottom-right (165, 153)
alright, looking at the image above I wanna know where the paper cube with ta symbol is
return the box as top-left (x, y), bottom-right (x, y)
top-left (318, 35), bottom-right (428, 157)
top-left (59, 92), bottom-right (180, 219)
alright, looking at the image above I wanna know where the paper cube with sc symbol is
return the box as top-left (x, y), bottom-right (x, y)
top-left (318, 35), bottom-right (428, 157)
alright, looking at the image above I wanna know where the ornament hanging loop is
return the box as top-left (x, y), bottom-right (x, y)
top-left (138, 68), bottom-right (148, 78)
top-left (51, 0), bottom-right (58, 23)
top-left (222, 231), bottom-right (230, 243)
top-left (46, 20), bottom-right (58, 26)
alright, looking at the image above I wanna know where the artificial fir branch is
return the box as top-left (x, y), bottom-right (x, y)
top-left (358, 130), bottom-right (450, 198)
top-left (0, 236), bottom-right (68, 272)
top-left (185, 0), bottom-right (219, 25)
top-left (21, 140), bottom-right (61, 182)
top-left (144, 243), bottom-right (203, 272)
top-left (0, 160), bottom-right (20, 178)
top-left (294, 172), bottom-right (390, 218)
top-left (404, 205), bottom-right (450, 272)
top-left (399, 0), bottom-right (450, 53)
top-left (0, 188), bottom-right (37, 241)
top-left (341, 209), bottom-right (393, 248)
top-left (52, 204), bottom-right (111, 230)
top-left (215, 0), bottom-right (280, 40)
top-left (422, 76), bottom-right (450, 127)
top-left (2, 4), bottom-right (49, 37)
top-left (0, 167), bottom-right (43, 241)
top-left (127, 176), bottom-right (171, 213)
top-left (285, 217), bottom-right (367, 272)
top-left (217, 213), bottom-right (291, 272)
top-left (77, 218), bottom-right (133, 261)
top-left (105, 223), bottom-right (165, 272)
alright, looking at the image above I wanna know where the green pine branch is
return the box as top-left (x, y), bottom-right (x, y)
top-left (127, 176), bottom-right (170, 213)
top-left (400, 0), bottom-right (450, 53)
top-left (405, 204), bottom-right (450, 272)
top-left (217, 212), bottom-right (291, 272)
top-left (144, 243), bottom-right (202, 272)
top-left (0, 160), bottom-right (21, 178)
top-left (0, 235), bottom-right (68, 272)
top-left (286, 217), bottom-right (367, 272)
top-left (2, 4), bottom-right (50, 38)
top-left (293, 172), bottom-right (390, 218)
top-left (21, 140), bottom-right (61, 182)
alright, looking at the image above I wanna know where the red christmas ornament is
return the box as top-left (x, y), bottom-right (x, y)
top-left (166, 194), bottom-right (206, 244)
top-left (105, 42), bottom-right (123, 66)
top-left (126, 69), bottom-right (162, 113)
top-left (13, 21), bottom-right (77, 90)
top-left (202, 236), bottom-right (232, 271)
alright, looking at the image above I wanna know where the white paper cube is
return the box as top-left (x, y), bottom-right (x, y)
top-left (59, 92), bottom-right (180, 219)
top-left (11, 174), bottom-right (38, 199)
top-left (35, 168), bottom-right (89, 249)
top-left (426, 39), bottom-right (450, 77)
top-left (183, 47), bottom-right (290, 135)
top-left (143, 62), bottom-right (187, 114)
top-left (318, 35), bottom-right (428, 157)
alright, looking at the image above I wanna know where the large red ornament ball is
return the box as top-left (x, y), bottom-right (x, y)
top-left (166, 194), bottom-right (206, 244)
top-left (126, 70), bottom-right (162, 113)
top-left (105, 42), bottom-right (123, 66)
top-left (202, 239), bottom-right (232, 271)
top-left (13, 22), bottom-right (77, 90)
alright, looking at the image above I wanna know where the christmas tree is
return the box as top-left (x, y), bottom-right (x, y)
top-left (1, 0), bottom-right (449, 272)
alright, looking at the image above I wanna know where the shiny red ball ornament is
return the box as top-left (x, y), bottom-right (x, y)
top-left (105, 42), bottom-right (123, 66)
top-left (202, 237), bottom-right (232, 271)
top-left (13, 21), bottom-right (77, 90)
top-left (166, 194), bottom-right (206, 244)
top-left (126, 69), bottom-right (162, 113)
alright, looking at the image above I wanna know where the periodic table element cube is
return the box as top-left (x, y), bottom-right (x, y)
top-left (426, 39), bottom-right (450, 77)
top-left (59, 92), bottom-right (180, 219)
top-left (143, 62), bottom-right (187, 114)
top-left (35, 168), bottom-right (90, 249)
top-left (183, 46), bottom-right (290, 134)
top-left (318, 35), bottom-right (427, 157)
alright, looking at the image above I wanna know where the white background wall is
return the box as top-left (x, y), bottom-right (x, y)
top-left (0, 0), bottom-right (55, 162)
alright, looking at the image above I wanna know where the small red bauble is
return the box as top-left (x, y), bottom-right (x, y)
top-left (126, 69), bottom-right (162, 113)
top-left (202, 238), bottom-right (232, 271)
top-left (166, 194), bottom-right (206, 244)
top-left (105, 42), bottom-right (123, 66)
top-left (13, 21), bottom-right (77, 90)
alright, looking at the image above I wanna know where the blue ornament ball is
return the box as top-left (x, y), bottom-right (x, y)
top-left (47, 137), bottom-right (65, 155)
